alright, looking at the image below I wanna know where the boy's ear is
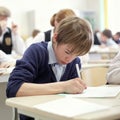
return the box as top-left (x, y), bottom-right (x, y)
top-left (53, 33), bottom-right (58, 42)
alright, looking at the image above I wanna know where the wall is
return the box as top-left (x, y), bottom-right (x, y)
top-left (107, 0), bottom-right (120, 34)
top-left (86, 0), bottom-right (105, 31)
top-left (1, 0), bottom-right (119, 36)
top-left (0, 0), bottom-right (88, 37)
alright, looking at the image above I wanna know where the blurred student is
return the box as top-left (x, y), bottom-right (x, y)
top-left (25, 29), bottom-right (40, 48)
top-left (107, 51), bottom-right (120, 84)
top-left (93, 29), bottom-right (101, 45)
top-left (112, 32), bottom-right (120, 44)
top-left (6, 17), bottom-right (93, 120)
top-left (33, 8), bottom-right (76, 42)
top-left (100, 29), bottom-right (118, 47)
top-left (0, 6), bottom-right (25, 55)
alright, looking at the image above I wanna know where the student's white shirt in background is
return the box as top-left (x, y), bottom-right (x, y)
top-left (33, 29), bottom-right (54, 43)
top-left (0, 50), bottom-right (8, 63)
top-left (12, 33), bottom-right (25, 55)
top-left (25, 29), bottom-right (54, 50)
top-left (105, 38), bottom-right (118, 46)
top-left (33, 32), bottom-right (45, 43)
top-left (25, 37), bottom-right (34, 49)
top-left (25, 33), bottom-right (45, 50)
top-left (0, 50), bottom-right (15, 63)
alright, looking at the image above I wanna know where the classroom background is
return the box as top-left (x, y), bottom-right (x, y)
top-left (0, 0), bottom-right (119, 38)
top-left (1, 0), bottom-right (120, 120)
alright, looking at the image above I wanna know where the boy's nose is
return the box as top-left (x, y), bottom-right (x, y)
top-left (65, 56), bottom-right (74, 63)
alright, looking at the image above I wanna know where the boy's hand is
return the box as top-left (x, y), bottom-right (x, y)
top-left (63, 78), bottom-right (87, 94)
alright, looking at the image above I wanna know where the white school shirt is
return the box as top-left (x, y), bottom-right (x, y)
top-left (0, 50), bottom-right (15, 63)
top-left (47, 41), bottom-right (66, 81)
top-left (33, 29), bottom-right (54, 42)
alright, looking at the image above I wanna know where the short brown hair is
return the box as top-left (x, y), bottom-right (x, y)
top-left (32, 29), bottom-right (40, 38)
top-left (0, 6), bottom-right (11, 17)
top-left (50, 13), bottom-right (57, 27)
top-left (55, 17), bottom-right (93, 56)
top-left (102, 29), bottom-right (112, 38)
top-left (116, 32), bottom-right (120, 37)
top-left (55, 9), bottom-right (76, 23)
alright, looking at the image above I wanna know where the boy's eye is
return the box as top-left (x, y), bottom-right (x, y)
top-left (65, 49), bottom-right (78, 57)
top-left (65, 50), bottom-right (71, 54)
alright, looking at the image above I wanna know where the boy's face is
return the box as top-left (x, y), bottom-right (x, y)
top-left (113, 34), bottom-right (119, 41)
top-left (52, 33), bottom-right (78, 65)
top-left (100, 33), bottom-right (108, 42)
top-left (53, 43), bottom-right (77, 65)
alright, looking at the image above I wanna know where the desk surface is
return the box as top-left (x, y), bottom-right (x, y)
top-left (6, 85), bottom-right (120, 120)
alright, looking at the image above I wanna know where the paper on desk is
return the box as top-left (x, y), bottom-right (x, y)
top-left (34, 97), bottom-right (109, 117)
top-left (65, 85), bottom-right (120, 98)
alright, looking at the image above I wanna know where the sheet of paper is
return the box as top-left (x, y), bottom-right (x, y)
top-left (34, 97), bottom-right (109, 117)
top-left (65, 85), bottom-right (120, 98)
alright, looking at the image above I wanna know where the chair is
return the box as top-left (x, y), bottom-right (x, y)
top-left (81, 66), bottom-right (109, 86)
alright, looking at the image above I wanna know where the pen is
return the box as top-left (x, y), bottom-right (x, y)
top-left (76, 64), bottom-right (81, 78)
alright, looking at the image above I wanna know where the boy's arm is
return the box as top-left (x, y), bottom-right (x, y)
top-left (16, 78), bottom-right (87, 97)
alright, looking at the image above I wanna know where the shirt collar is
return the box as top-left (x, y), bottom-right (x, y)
top-left (47, 41), bottom-right (57, 64)
top-left (47, 41), bottom-right (66, 68)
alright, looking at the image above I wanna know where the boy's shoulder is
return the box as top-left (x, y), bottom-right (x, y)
top-left (30, 41), bottom-right (48, 49)
top-left (25, 41), bottom-right (48, 55)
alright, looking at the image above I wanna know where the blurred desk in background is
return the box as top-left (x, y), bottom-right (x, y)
top-left (82, 63), bottom-right (110, 70)
top-left (89, 45), bottom-right (119, 60)
top-left (88, 59), bottom-right (111, 64)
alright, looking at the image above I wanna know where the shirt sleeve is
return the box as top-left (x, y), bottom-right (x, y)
top-left (6, 44), bottom-right (43, 97)
top-left (12, 33), bottom-right (26, 55)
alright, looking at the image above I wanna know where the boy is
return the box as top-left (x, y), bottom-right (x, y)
top-left (6, 16), bottom-right (93, 120)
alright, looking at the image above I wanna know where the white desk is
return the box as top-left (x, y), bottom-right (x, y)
top-left (6, 85), bottom-right (120, 120)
